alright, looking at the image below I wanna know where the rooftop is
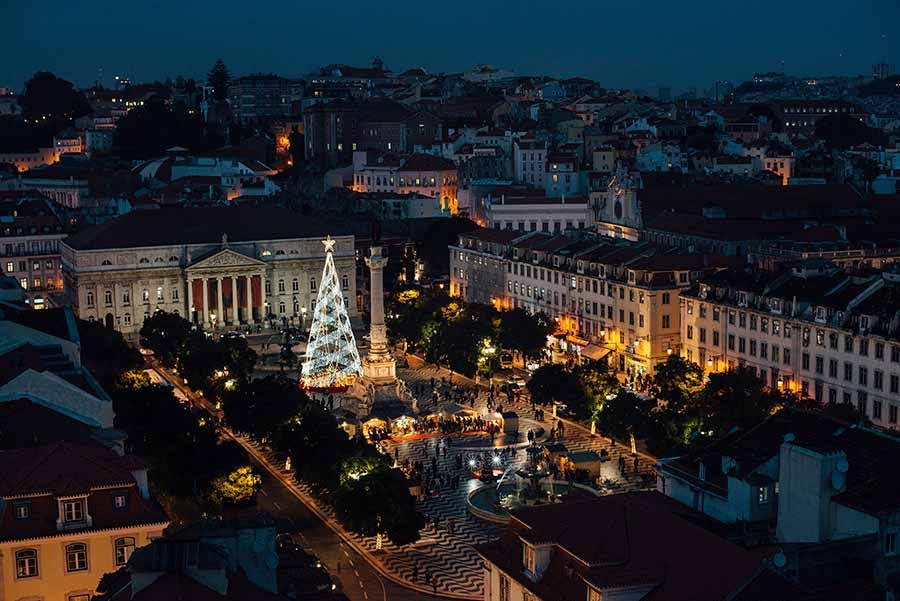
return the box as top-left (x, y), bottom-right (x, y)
top-left (64, 207), bottom-right (350, 251)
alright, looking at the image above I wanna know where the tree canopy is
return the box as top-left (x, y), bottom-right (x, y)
top-left (815, 114), bottom-right (883, 149)
top-left (21, 71), bottom-right (90, 122)
top-left (332, 466), bottom-right (423, 545)
top-left (207, 59), bottom-right (231, 102)
top-left (139, 311), bottom-right (193, 365)
top-left (113, 96), bottom-right (223, 158)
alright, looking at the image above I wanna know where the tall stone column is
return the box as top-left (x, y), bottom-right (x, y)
top-left (245, 274), bottom-right (253, 324)
top-left (187, 279), bottom-right (194, 324)
top-left (362, 245), bottom-right (396, 384)
top-left (230, 275), bottom-right (238, 325)
top-left (215, 277), bottom-right (224, 328)
top-left (259, 273), bottom-right (268, 321)
top-left (201, 278), bottom-right (209, 326)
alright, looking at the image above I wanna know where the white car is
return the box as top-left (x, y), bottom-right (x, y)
top-left (507, 375), bottom-right (526, 388)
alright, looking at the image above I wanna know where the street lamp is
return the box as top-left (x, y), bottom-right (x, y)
top-left (300, 306), bottom-right (307, 331)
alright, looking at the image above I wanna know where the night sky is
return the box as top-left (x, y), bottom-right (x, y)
top-left (4, 0), bottom-right (898, 92)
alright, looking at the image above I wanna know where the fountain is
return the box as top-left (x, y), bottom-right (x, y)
top-left (467, 448), bottom-right (596, 523)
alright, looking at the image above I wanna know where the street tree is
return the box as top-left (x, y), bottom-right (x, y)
top-left (209, 466), bottom-right (262, 507)
top-left (499, 308), bottom-right (553, 365)
top-left (698, 366), bottom-right (797, 434)
top-left (332, 466), bottom-right (422, 546)
top-left (139, 311), bottom-right (193, 365)
top-left (526, 364), bottom-right (584, 408)
top-left (278, 405), bottom-right (358, 491)
top-left (649, 355), bottom-right (704, 411)
top-left (76, 318), bottom-right (144, 391)
top-left (573, 360), bottom-right (621, 424)
top-left (595, 390), bottom-right (653, 454)
top-left (221, 374), bottom-right (307, 440)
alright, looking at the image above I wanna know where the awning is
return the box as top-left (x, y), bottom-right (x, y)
top-left (566, 335), bottom-right (590, 347)
top-left (581, 344), bottom-right (611, 361)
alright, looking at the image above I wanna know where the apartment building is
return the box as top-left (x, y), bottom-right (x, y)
top-left (680, 260), bottom-right (900, 431)
top-left (512, 139), bottom-right (547, 187)
top-left (450, 228), bottom-right (732, 376)
top-left (0, 195), bottom-right (67, 308)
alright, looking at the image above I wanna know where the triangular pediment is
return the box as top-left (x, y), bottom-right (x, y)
top-left (187, 248), bottom-right (266, 270)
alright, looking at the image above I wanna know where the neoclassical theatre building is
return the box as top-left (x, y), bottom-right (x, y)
top-left (61, 207), bottom-right (358, 335)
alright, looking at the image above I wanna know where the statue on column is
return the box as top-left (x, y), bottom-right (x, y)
top-left (362, 240), bottom-right (396, 385)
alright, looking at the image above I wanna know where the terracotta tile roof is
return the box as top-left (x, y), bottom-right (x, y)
top-left (0, 441), bottom-right (167, 542)
top-left (0, 440), bottom-right (139, 497)
top-left (63, 207), bottom-right (349, 250)
top-left (398, 154), bottom-right (456, 172)
top-left (476, 492), bottom-right (796, 601)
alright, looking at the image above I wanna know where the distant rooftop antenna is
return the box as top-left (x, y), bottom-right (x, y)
top-left (780, 60), bottom-right (785, 75)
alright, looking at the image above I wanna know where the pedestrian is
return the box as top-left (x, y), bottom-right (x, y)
top-left (412, 564), bottom-right (419, 582)
top-left (431, 574), bottom-right (438, 594)
top-left (634, 456), bottom-right (640, 473)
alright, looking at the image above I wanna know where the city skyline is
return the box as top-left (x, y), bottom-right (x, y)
top-left (5, 0), bottom-right (898, 92)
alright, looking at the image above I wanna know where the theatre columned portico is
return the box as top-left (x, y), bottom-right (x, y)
top-left (185, 247), bottom-right (269, 327)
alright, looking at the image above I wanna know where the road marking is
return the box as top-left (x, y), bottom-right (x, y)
top-left (359, 580), bottom-right (365, 588)
top-left (348, 559), bottom-right (354, 566)
top-left (273, 501), bottom-right (282, 510)
top-left (355, 570), bottom-right (360, 577)
top-left (363, 592), bottom-right (369, 599)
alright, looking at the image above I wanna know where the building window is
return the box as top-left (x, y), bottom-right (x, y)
top-left (13, 502), bottom-right (30, 519)
top-left (172, 288), bottom-right (178, 301)
top-left (292, 278), bottom-right (299, 292)
top-left (278, 279), bottom-right (285, 293)
top-left (157, 286), bottom-right (164, 301)
top-left (113, 492), bottom-right (128, 509)
top-left (115, 537), bottom-right (135, 566)
top-left (86, 291), bottom-right (95, 307)
top-left (342, 275), bottom-right (349, 290)
top-left (105, 289), bottom-right (113, 305)
top-left (15, 548), bottom-right (38, 578)
top-left (63, 499), bottom-right (85, 523)
top-left (499, 574), bottom-right (510, 601)
top-left (69, 595), bottom-right (91, 601)
top-left (65, 543), bottom-right (88, 572)
top-left (310, 277), bottom-right (317, 292)
top-left (123, 290), bottom-right (131, 305)
top-left (758, 486), bottom-right (769, 504)
top-left (5, 261), bottom-right (12, 273)
top-left (123, 313), bottom-right (132, 326)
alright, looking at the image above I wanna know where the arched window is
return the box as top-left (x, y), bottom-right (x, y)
top-left (101, 259), bottom-right (112, 266)
top-left (278, 302), bottom-right (285, 314)
top-left (139, 258), bottom-right (149, 264)
top-left (104, 290), bottom-right (113, 305)
top-left (114, 537), bottom-right (135, 566)
top-left (275, 249), bottom-right (285, 255)
top-left (65, 543), bottom-right (87, 572)
top-left (15, 548), bottom-right (38, 578)
top-left (154, 257), bottom-right (164, 263)
top-left (123, 313), bottom-right (132, 326)
top-left (169, 256), bottom-right (179, 262)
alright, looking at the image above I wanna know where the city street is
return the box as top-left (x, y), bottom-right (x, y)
top-left (154, 343), bottom-right (656, 598)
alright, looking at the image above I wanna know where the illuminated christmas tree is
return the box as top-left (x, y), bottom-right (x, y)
top-left (300, 236), bottom-right (362, 390)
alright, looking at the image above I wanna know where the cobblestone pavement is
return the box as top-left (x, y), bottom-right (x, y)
top-left (223, 359), bottom-right (657, 598)
top-left (313, 363), bottom-right (657, 598)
